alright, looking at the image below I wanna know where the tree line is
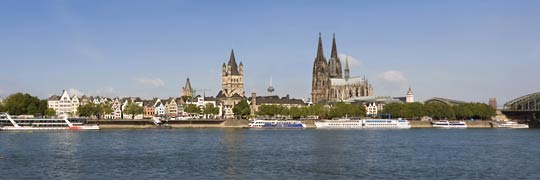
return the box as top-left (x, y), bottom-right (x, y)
top-left (0, 93), bottom-right (55, 117)
top-left (243, 102), bottom-right (366, 119)
top-left (382, 102), bottom-right (495, 120)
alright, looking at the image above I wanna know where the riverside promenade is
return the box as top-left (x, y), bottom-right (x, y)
top-left (90, 119), bottom-right (492, 129)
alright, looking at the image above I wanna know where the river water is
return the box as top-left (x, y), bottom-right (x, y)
top-left (1, 129), bottom-right (539, 179)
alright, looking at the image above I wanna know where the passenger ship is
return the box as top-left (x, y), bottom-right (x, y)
top-left (0, 112), bottom-right (99, 131)
top-left (431, 120), bottom-right (467, 128)
top-left (315, 118), bottom-right (411, 129)
top-left (248, 119), bottom-right (306, 129)
top-left (491, 121), bottom-right (529, 129)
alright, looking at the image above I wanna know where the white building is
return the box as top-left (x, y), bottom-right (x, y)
top-left (406, 87), bottom-right (414, 103)
top-left (47, 90), bottom-right (78, 117)
top-left (154, 99), bottom-right (165, 116)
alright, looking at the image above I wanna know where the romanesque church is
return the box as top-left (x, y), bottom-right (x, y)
top-left (312, 33), bottom-right (374, 104)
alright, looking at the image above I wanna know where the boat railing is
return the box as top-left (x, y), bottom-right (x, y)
top-left (0, 112), bottom-right (20, 128)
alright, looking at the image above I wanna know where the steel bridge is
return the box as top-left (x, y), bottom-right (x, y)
top-left (502, 92), bottom-right (540, 127)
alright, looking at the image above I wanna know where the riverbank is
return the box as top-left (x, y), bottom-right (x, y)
top-left (90, 119), bottom-right (494, 129)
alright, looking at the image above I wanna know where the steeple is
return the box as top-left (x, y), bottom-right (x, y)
top-left (344, 56), bottom-right (350, 80)
top-left (185, 78), bottom-right (192, 90)
top-left (328, 33), bottom-right (343, 78)
top-left (331, 33), bottom-right (338, 59)
top-left (316, 32), bottom-right (325, 61)
top-left (227, 49), bottom-right (240, 75)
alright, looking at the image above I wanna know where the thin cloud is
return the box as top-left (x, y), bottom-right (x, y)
top-left (68, 88), bottom-right (85, 96)
top-left (338, 54), bottom-right (362, 68)
top-left (94, 87), bottom-right (118, 97)
top-left (134, 77), bottom-right (165, 87)
top-left (378, 70), bottom-right (408, 84)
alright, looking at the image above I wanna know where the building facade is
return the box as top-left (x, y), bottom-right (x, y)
top-left (47, 90), bottom-right (79, 116)
top-left (312, 33), bottom-right (373, 104)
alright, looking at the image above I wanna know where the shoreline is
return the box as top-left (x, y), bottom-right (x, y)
top-left (89, 119), bottom-right (494, 129)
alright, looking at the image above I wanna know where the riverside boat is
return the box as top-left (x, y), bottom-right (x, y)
top-left (0, 112), bottom-right (99, 131)
top-left (491, 121), bottom-right (529, 129)
top-left (315, 118), bottom-right (411, 129)
top-left (315, 118), bottom-right (363, 129)
top-left (248, 119), bottom-right (306, 129)
top-left (363, 118), bottom-right (411, 129)
top-left (431, 120), bottom-right (467, 128)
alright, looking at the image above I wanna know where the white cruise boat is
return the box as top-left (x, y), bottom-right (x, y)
top-left (315, 118), bottom-right (411, 129)
top-left (249, 119), bottom-right (306, 129)
top-left (0, 112), bottom-right (99, 131)
top-left (363, 118), bottom-right (411, 129)
top-left (431, 120), bottom-right (467, 128)
top-left (491, 121), bottom-right (529, 129)
top-left (315, 118), bottom-right (363, 129)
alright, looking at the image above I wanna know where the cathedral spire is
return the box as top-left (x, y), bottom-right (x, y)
top-left (316, 32), bottom-right (325, 61)
top-left (331, 33), bottom-right (338, 59)
top-left (344, 56), bottom-right (350, 80)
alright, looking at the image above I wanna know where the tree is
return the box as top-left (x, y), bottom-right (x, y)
top-left (232, 100), bottom-right (250, 119)
top-left (202, 103), bottom-right (220, 117)
top-left (184, 104), bottom-right (200, 114)
top-left (124, 101), bottom-right (144, 119)
top-left (305, 104), bottom-right (327, 118)
top-left (99, 103), bottom-right (113, 119)
top-left (1, 93), bottom-right (47, 115)
top-left (44, 108), bottom-right (56, 117)
top-left (327, 102), bottom-right (366, 118)
top-left (78, 103), bottom-right (97, 117)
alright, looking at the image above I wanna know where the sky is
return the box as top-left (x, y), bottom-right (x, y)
top-left (0, 0), bottom-right (539, 105)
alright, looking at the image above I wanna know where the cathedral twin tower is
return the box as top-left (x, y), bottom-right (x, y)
top-left (312, 33), bottom-right (373, 104)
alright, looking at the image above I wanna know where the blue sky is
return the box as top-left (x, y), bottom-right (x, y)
top-left (0, 0), bottom-right (539, 105)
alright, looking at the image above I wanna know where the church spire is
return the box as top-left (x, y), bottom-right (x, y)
top-left (331, 33), bottom-right (338, 59)
top-left (227, 49), bottom-right (240, 75)
top-left (316, 32), bottom-right (325, 61)
top-left (344, 56), bottom-right (350, 80)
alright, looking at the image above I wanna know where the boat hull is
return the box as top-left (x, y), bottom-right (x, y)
top-left (1, 125), bottom-right (100, 131)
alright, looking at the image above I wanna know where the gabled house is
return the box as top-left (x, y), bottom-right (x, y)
top-left (154, 99), bottom-right (165, 116)
top-left (165, 98), bottom-right (178, 117)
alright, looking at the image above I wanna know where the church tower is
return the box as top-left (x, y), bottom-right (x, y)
top-left (311, 33), bottom-right (330, 104)
top-left (328, 33), bottom-right (343, 78)
top-left (181, 78), bottom-right (193, 97)
top-left (221, 49), bottom-right (245, 98)
top-left (406, 87), bottom-right (414, 103)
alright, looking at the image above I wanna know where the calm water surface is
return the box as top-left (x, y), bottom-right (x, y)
top-left (1, 129), bottom-right (539, 179)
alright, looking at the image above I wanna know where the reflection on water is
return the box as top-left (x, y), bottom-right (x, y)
top-left (222, 129), bottom-right (244, 179)
top-left (1, 129), bottom-right (540, 179)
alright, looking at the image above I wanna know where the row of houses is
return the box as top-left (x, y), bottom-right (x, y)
top-left (47, 89), bottom-right (222, 119)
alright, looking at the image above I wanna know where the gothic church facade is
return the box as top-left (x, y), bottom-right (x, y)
top-left (311, 33), bottom-right (374, 104)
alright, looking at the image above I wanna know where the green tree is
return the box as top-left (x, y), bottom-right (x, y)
top-left (202, 103), bottom-right (220, 116)
top-left (305, 104), bottom-right (327, 118)
top-left (77, 103), bottom-right (96, 117)
top-left (99, 103), bottom-right (113, 119)
top-left (44, 108), bottom-right (56, 117)
top-left (328, 102), bottom-right (366, 118)
top-left (1, 93), bottom-right (47, 115)
top-left (124, 101), bottom-right (144, 119)
top-left (232, 100), bottom-right (250, 119)
top-left (184, 104), bottom-right (201, 114)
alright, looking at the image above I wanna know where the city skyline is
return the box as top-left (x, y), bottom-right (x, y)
top-left (1, 1), bottom-right (539, 104)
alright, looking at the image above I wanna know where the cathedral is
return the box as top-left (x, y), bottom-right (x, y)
top-left (311, 33), bottom-right (374, 104)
